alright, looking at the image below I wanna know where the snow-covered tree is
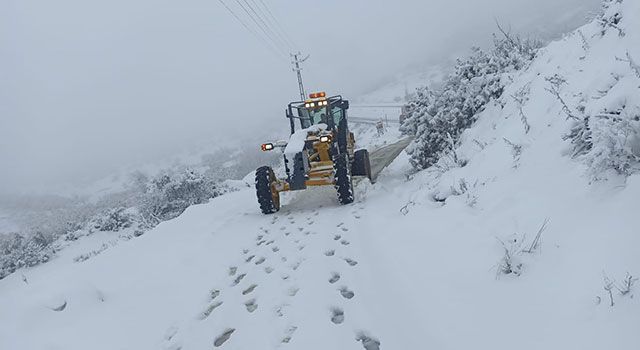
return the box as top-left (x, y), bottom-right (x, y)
top-left (402, 32), bottom-right (541, 170)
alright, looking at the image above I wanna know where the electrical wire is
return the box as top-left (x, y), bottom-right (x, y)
top-left (217, 0), bottom-right (287, 60)
top-left (255, 0), bottom-right (298, 50)
top-left (243, 0), bottom-right (290, 52)
top-left (248, 0), bottom-right (294, 51)
top-left (234, 0), bottom-right (288, 56)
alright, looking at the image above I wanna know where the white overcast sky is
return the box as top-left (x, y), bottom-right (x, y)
top-left (0, 0), bottom-right (601, 194)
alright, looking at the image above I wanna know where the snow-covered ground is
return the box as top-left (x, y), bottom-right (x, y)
top-left (1, 2), bottom-right (639, 349)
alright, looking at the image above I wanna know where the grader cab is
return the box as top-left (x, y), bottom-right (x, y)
top-left (255, 92), bottom-right (372, 214)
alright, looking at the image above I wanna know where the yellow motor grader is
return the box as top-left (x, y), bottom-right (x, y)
top-left (255, 92), bottom-right (372, 214)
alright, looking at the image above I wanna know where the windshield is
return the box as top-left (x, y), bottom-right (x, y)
top-left (297, 105), bottom-right (345, 129)
top-left (298, 107), bottom-right (329, 129)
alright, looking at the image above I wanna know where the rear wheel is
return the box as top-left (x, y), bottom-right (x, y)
top-left (334, 154), bottom-right (354, 205)
top-left (255, 166), bottom-right (280, 214)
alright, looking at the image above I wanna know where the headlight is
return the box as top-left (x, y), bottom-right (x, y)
top-left (319, 136), bottom-right (330, 143)
top-left (310, 102), bottom-right (315, 107)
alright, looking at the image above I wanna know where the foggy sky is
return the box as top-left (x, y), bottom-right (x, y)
top-left (0, 0), bottom-right (601, 194)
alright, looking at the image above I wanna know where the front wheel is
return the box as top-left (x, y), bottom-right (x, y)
top-left (334, 154), bottom-right (354, 205)
top-left (255, 166), bottom-right (280, 214)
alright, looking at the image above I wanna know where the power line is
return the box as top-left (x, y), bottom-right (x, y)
top-left (250, 0), bottom-right (295, 50)
top-left (217, 0), bottom-right (286, 60)
top-left (256, 0), bottom-right (298, 49)
top-left (235, 0), bottom-right (288, 56)
top-left (244, 0), bottom-right (290, 51)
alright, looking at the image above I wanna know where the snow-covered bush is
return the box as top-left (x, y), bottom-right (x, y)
top-left (137, 168), bottom-right (226, 225)
top-left (560, 0), bottom-right (640, 179)
top-left (0, 232), bottom-right (54, 279)
top-left (91, 207), bottom-right (135, 232)
top-left (402, 32), bottom-right (541, 170)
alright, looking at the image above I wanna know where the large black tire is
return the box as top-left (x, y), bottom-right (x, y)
top-left (352, 149), bottom-right (372, 181)
top-left (255, 166), bottom-right (280, 214)
top-left (334, 154), bottom-right (354, 205)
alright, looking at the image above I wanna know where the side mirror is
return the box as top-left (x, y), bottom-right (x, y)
top-left (340, 100), bottom-right (349, 110)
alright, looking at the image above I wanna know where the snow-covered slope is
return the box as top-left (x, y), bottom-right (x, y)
top-left (1, 2), bottom-right (639, 349)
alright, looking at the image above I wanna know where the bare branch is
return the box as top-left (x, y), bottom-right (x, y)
top-left (545, 75), bottom-right (580, 121)
top-left (494, 19), bottom-right (517, 48)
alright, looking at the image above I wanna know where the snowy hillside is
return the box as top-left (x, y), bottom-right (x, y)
top-left (1, 1), bottom-right (638, 349)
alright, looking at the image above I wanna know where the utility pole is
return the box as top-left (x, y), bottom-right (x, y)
top-left (291, 52), bottom-right (309, 101)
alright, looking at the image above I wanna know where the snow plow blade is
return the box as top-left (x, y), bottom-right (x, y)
top-left (368, 137), bottom-right (413, 182)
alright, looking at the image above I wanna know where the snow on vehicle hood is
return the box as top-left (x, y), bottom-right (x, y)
top-left (284, 123), bottom-right (327, 158)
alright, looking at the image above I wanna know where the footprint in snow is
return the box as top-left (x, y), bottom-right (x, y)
top-left (209, 289), bottom-right (221, 301)
top-left (200, 301), bottom-right (223, 320)
top-left (291, 261), bottom-right (302, 271)
top-left (245, 299), bottom-right (258, 312)
top-left (330, 308), bottom-right (345, 324)
top-left (275, 304), bottom-right (289, 317)
top-left (245, 255), bottom-right (255, 263)
top-left (341, 227), bottom-right (349, 232)
top-left (281, 325), bottom-right (298, 344)
top-left (339, 286), bottom-right (355, 299)
top-left (256, 235), bottom-right (264, 241)
top-left (329, 272), bottom-right (341, 284)
top-left (298, 227), bottom-right (304, 232)
top-left (334, 235), bottom-right (341, 241)
top-left (213, 328), bottom-right (235, 347)
top-left (285, 231), bottom-right (291, 236)
top-left (356, 332), bottom-right (381, 350)
top-left (242, 249), bottom-right (249, 254)
top-left (242, 284), bottom-right (257, 295)
top-left (266, 240), bottom-right (275, 246)
top-left (281, 256), bottom-right (287, 262)
top-left (340, 239), bottom-right (350, 246)
top-left (337, 222), bottom-right (344, 227)
top-left (231, 273), bottom-right (246, 286)
top-left (324, 249), bottom-right (335, 257)
top-left (344, 258), bottom-right (358, 266)
top-left (50, 300), bottom-right (67, 312)
top-left (272, 246), bottom-right (280, 252)
top-left (282, 274), bottom-right (290, 281)
top-left (228, 267), bottom-right (237, 276)
top-left (255, 257), bottom-right (266, 265)
top-left (264, 266), bottom-right (274, 274)
top-left (256, 240), bottom-right (266, 246)
top-left (280, 226), bottom-right (287, 231)
top-left (164, 326), bottom-right (179, 342)
top-left (288, 287), bottom-right (299, 297)
top-left (298, 245), bottom-right (305, 251)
